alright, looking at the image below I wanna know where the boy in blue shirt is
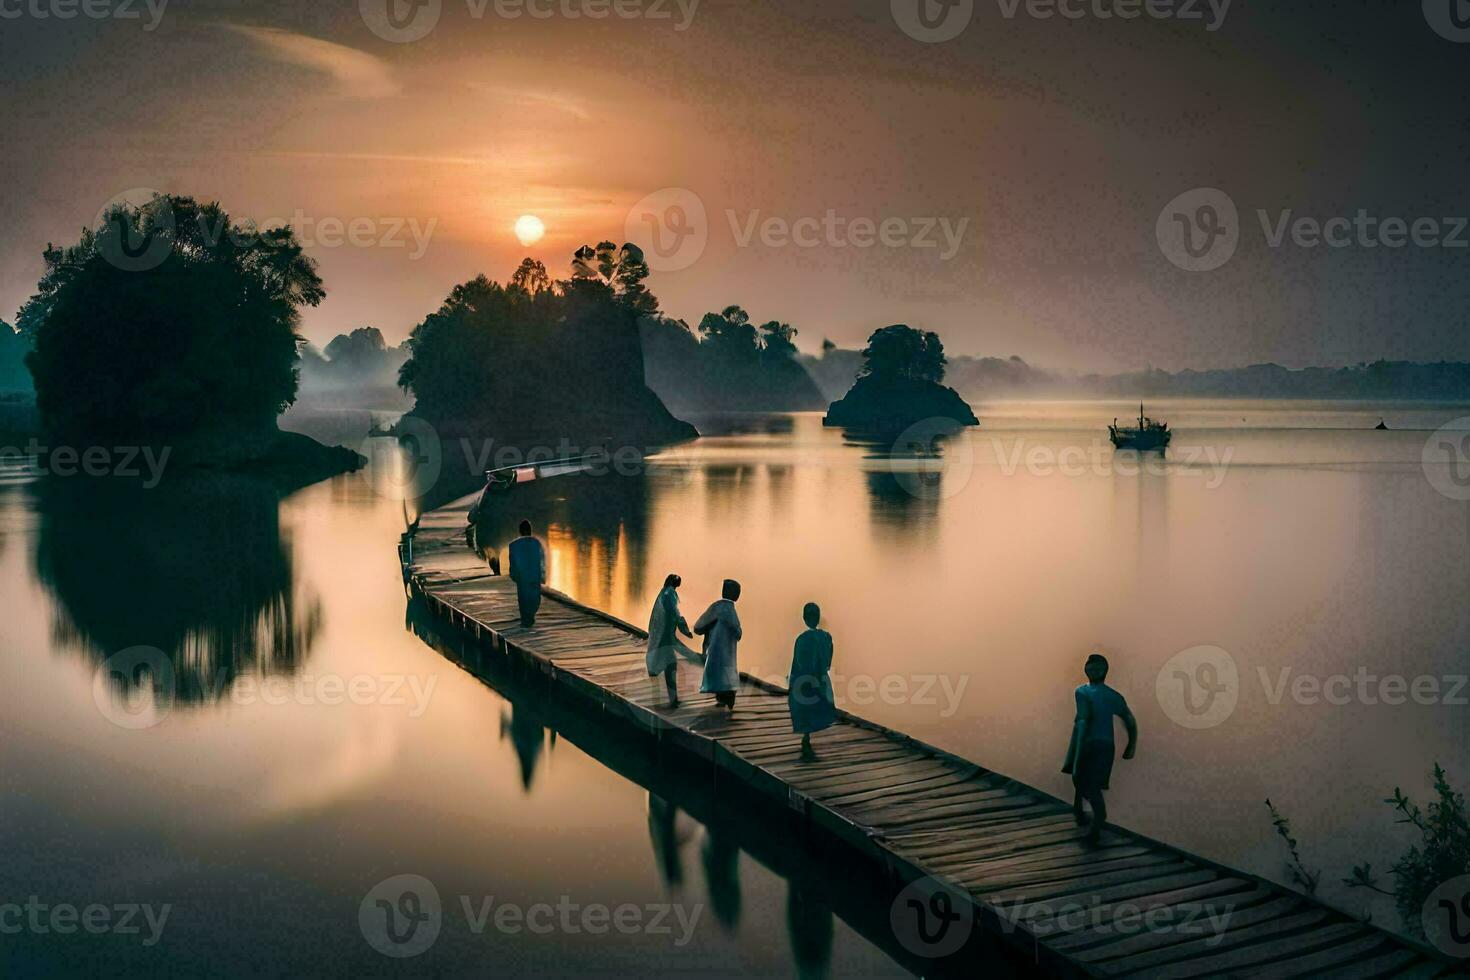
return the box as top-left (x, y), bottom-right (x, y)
top-left (1061, 653), bottom-right (1139, 843)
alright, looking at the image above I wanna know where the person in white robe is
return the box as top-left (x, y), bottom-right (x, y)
top-left (646, 573), bottom-right (694, 706)
top-left (695, 579), bottom-right (743, 709)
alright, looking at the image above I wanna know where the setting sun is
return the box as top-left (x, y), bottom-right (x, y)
top-left (514, 214), bottom-right (545, 246)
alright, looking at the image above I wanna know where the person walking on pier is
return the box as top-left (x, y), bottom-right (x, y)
top-left (788, 602), bottom-right (836, 761)
top-left (1061, 653), bottom-right (1138, 844)
top-left (646, 573), bottom-right (694, 707)
top-left (508, 519), bottom-right (546, 628)
top-left (695, 579), bottom-right (743, 709)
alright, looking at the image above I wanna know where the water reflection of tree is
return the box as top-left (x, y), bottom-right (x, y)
top-left (845, 429), bottom-right (946, 544)
top-left (470, 472), bottom-right (652, 608)
top-left (863, 470), bottom-right (940, 545)
top-left (31, 473), bottom-right (319, 703)
top-left (703, 464), bottom-right (757, 519)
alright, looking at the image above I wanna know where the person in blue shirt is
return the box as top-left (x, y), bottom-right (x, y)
top-left (788, 602), bottom-right (836, 761)
top-left (1061, 653), bottom-right (1138, 843)
top-left (507, 519), bottom-right (546, 628)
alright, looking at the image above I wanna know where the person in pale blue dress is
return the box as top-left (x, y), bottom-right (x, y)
top-left (694, 579), bottom-right (742, 709)
top-left (788, 602), bottom-right (836, 760)
top-left (646, 573), bottom-right (694, 706)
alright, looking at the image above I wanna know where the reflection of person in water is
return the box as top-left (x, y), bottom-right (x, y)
top-left (700, 827), bottom-right (742, 932)
top-left (646, 792), bottom-right (687, 888)
top-left (786, 882), bottom-right (834, 980)
top-left (788, 602), bottom-right (836, 761)
top-left (1060, 653), bottom-right (1138, 844)
top-left (695, 579), bottom-right (743, 710)
top-left (646, 573), bottom-right (694, 707)
top-left (507, 519), bottom-right (546, 628)
top-left (500, 702), bottom-right (550, 791)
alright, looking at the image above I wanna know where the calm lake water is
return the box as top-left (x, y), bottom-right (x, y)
top-left (2, 398), bottom-right (1468, 974)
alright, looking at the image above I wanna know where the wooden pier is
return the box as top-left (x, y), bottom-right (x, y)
top-left (402, 496), bottom-right (1459, 979)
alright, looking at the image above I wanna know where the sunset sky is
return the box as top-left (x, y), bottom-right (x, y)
top-left (2, 0), bottom-right (1468, 371)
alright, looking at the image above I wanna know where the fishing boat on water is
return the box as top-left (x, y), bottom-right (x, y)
top-left (1109, 404), bottom-right (1172, 451)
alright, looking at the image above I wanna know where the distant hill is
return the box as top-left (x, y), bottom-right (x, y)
top-left (1077, 361), bottom-right (1470, 400)
top-left (300, 327), bottom-right (408, 394)
top-left (641, 310), bottom-right (826, 414)
top-left (804, 349), bottom-right (1470, 401)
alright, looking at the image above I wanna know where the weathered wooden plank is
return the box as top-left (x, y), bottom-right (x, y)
top-left (1049, 888), bottom-right (1289, 953)
top-left (1085, 903), bottom-right (1323, 972)
top-left (1021, 881), bottom-right (1269, 941)
top-left (1121, 921), bottom-right (1368, 979)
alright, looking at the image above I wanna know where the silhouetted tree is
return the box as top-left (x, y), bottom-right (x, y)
top-left (758, 320), bottom-right (798, 361)
top-left (642, 306), bottom-right (823, 413)
top-left (0, 319), bottom-right (31, 391)
top-left (698, 305), bottom-right (759, 359)
top-left (398, 247), bottom-right (694, 448)
top-left (397, 274), bottom-right (533, 420)
top-left (510, 257), bottom-right (551, 295)
top-left (571, 241), bottom-right (656, 314)
top-left (859, 324), bottom-right (946, 384)
top-left (19, 194), bottom-right (322, 442)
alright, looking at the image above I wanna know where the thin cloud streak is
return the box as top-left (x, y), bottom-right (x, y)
top-left (223, 25), bottom-right (402, 100)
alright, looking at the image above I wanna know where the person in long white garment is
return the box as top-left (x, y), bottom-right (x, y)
top-left (646, 573), bottom-right (694, 706)
top-left (695, 579), bottom-right (743, 709)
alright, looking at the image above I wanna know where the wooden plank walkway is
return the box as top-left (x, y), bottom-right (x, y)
top-left (402, 496), bottom-right (1460, 979)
